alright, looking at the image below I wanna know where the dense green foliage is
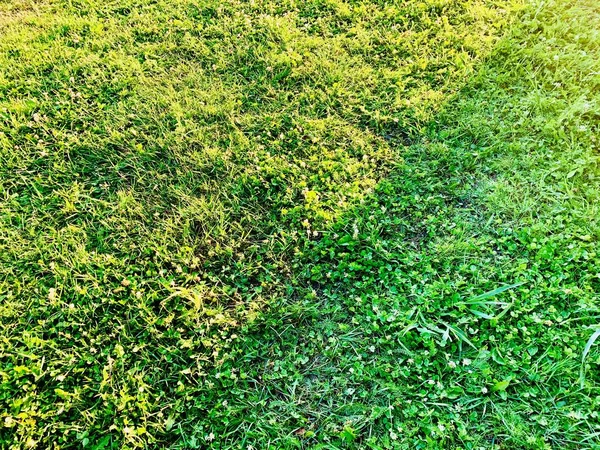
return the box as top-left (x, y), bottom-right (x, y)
top-left (1, 0), bottom-right (599, 448)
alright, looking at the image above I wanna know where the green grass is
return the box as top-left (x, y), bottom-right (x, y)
top-left (1, 0), bottom-right (599, 448)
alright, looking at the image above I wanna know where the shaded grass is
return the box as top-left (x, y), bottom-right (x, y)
top-left (1, 0), bottom-right (599, 448)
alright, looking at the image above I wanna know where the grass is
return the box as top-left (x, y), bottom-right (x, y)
top-left (0, 0), bottom-right (599, 448)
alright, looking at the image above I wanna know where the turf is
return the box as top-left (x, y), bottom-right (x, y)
top-left (0, 0), bottom-right (599, 448)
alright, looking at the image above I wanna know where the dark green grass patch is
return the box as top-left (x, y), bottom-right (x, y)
top-left (1, 0), bottom-right (599, 448)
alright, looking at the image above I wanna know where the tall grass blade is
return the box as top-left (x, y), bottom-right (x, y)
top-left (580, 328), bottom-right (600, 388)
top-left (464, 282), bottom-right (525, 304)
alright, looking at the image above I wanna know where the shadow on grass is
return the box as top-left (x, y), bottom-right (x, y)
top-left (169, 1), bottom-right (600, 448)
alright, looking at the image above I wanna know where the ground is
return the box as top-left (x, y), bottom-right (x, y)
top-left (0, 0), bottom-right (599, 448)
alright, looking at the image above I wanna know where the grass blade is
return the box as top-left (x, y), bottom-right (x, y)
top-left (580, 328), bottom-right (600, 388)
top-left (465, 282), bottom-right (525, 304)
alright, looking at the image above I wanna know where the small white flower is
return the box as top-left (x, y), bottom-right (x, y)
top-left (352, 223), bottom-right (359, 239)
top-left (206, 432), bottom-right (215, 442)
top-left (448, 361), bottom-right (457, 368)
top-left (462, 358), bottom-right (472, 366)
top-left (4, 416), bottom-right (15, 428)
top-left (481, 387), bottom-right (488, 394)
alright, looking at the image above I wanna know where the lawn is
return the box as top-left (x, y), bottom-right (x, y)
top-left (0, 0), bottom-right (599, 448)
